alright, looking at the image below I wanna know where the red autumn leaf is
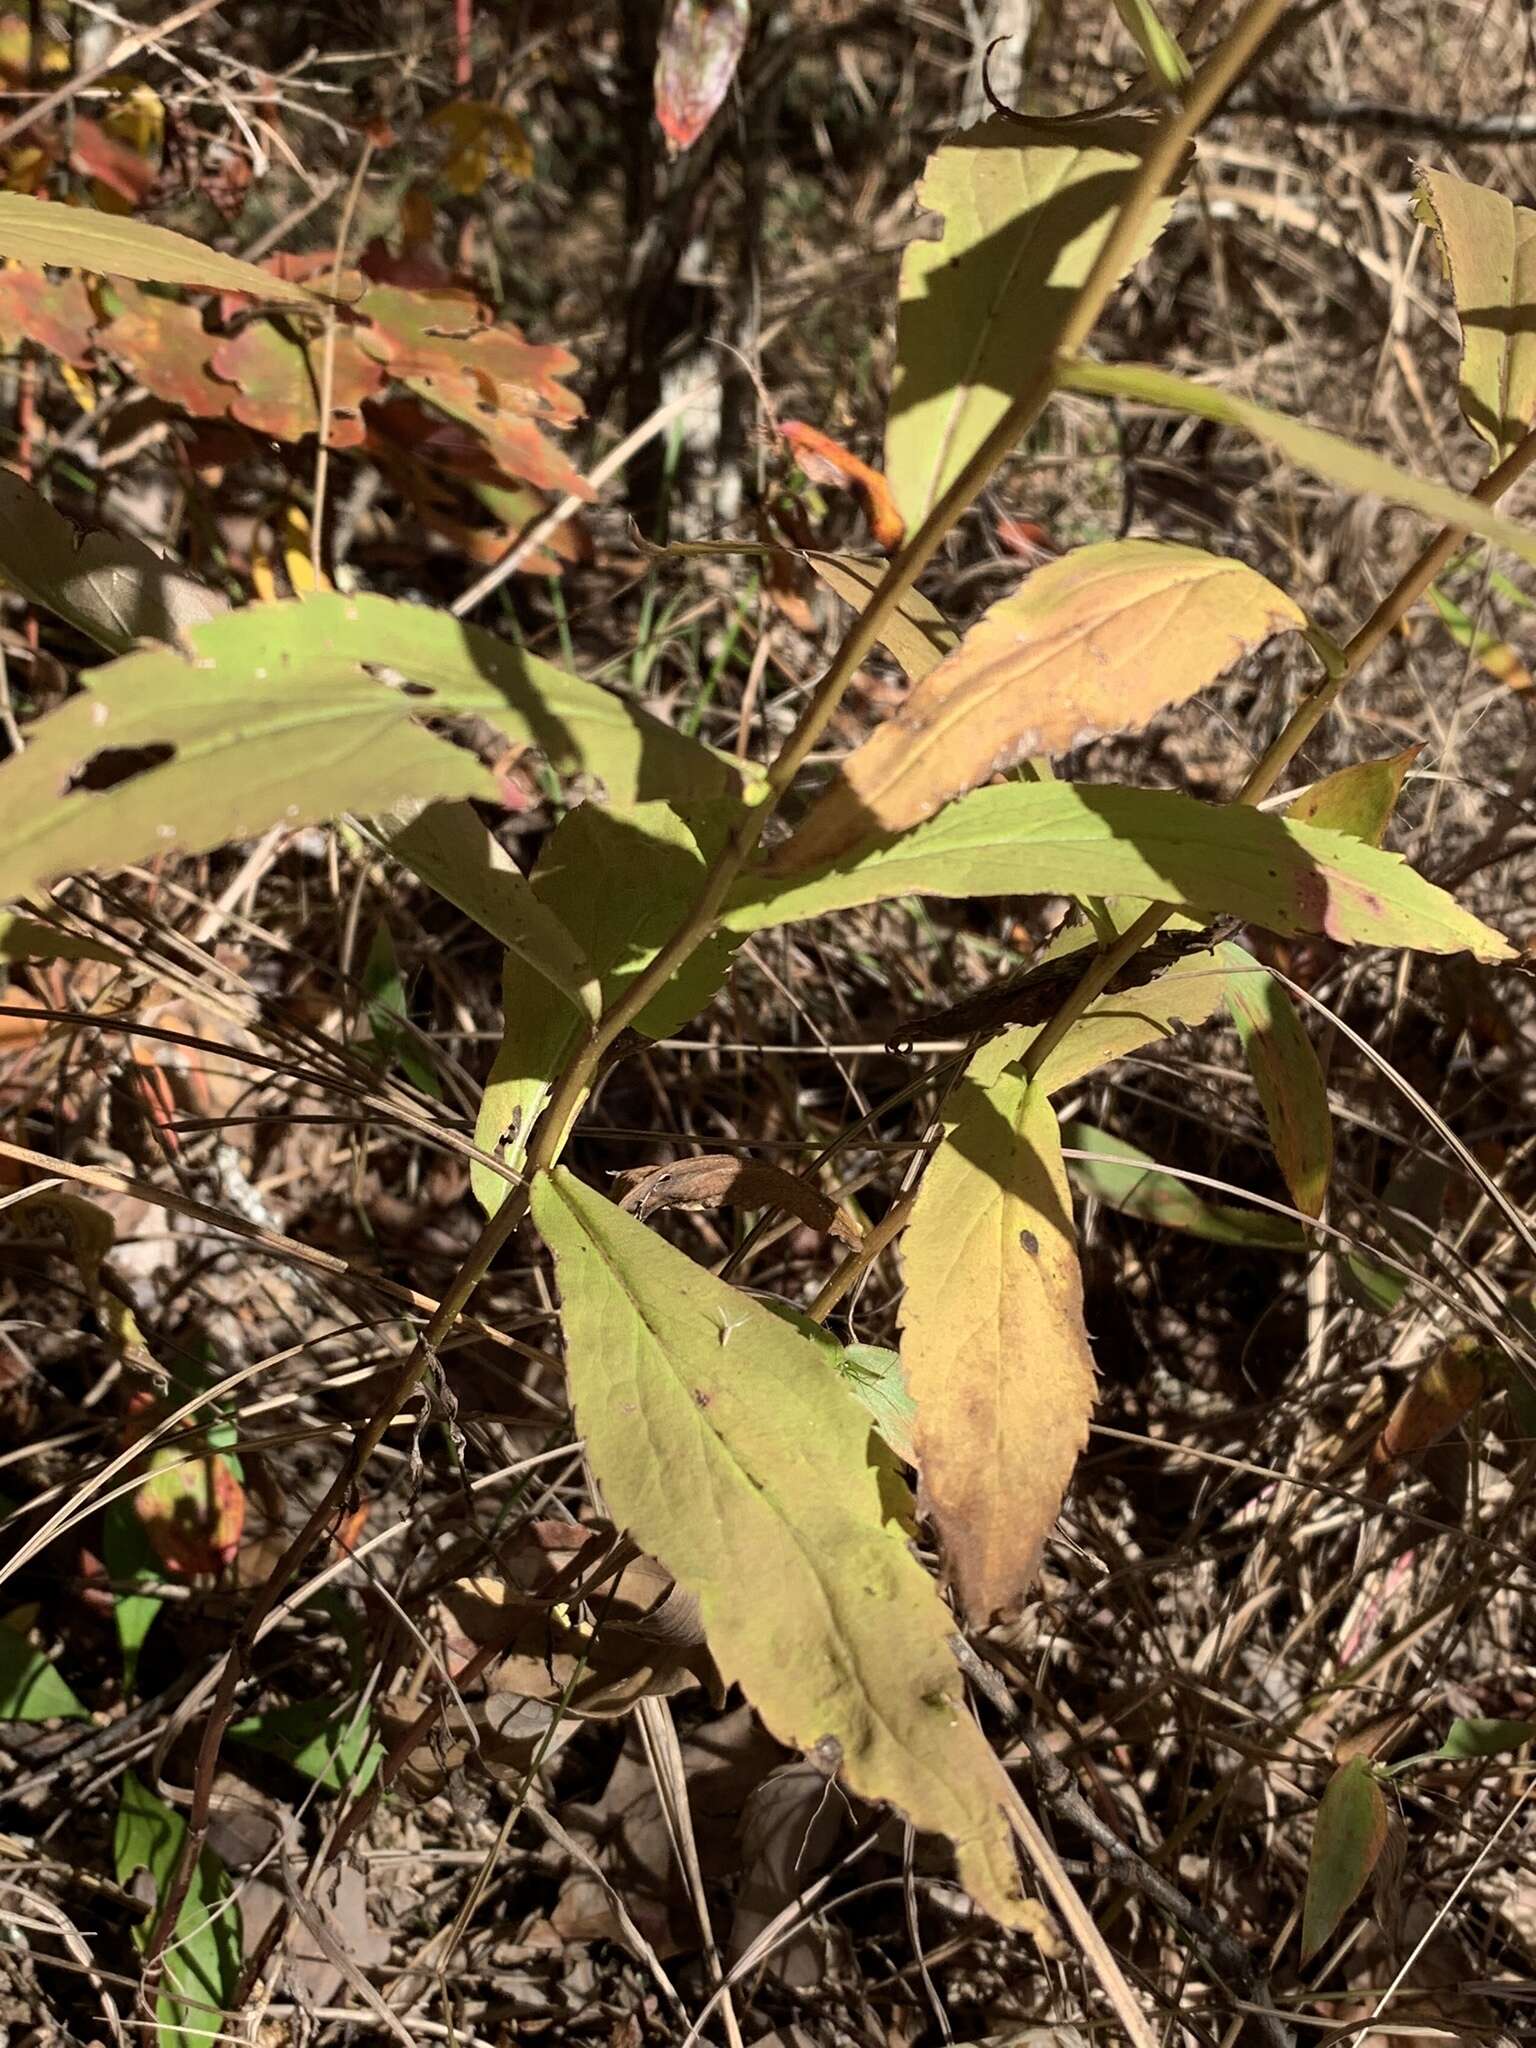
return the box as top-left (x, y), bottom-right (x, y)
top-left (654, 0), bottom-right (750, 155)
top-left (68, 114), bottom-right (155, 207)
top-left (996, 513), bottom-right (1059, 562)
top-left (0, 268), bottom-right (96, 366)
top-left (781, 418), bottom-right (905, 551)
top-left (134, 1444), bottom-right (245, 1577)
top-left (98, 283), bottom-right (229, 417)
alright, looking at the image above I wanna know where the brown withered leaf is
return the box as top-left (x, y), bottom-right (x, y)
top-left (775, 539), bottom-right (1304, 875)
top-left (614, 1152), bottom-right (859, 1246)
top-left (1366, 1336), bottom-right (1490, 1499)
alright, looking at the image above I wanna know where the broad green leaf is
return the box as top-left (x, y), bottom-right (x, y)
top-left (382, 798), bottom-right (598, 1018)
top-left (901, 1065), bottom-right (1095, 1622)
top-left (533, 1168), bottom-right (1042, 1935)
top-left (1057, 358), bottom-right (1536, 571)
top-left (1222, 941), bottom-right (1333, 1217)
top-left (103, 1496), bottom-right (164, 1692)
top-left (0, 911), bottom-right (119, 966)
top-left (1415, 168), bottom-right (1536, 459)
top-left (230, 1697), bottom-right (383, 1792)
top-left (473, 800), bottom-right (743, 1212)
top-left (1285, 746), bottom-right (1418, 846)
top-left (727, 782), bottom-right (1514, 963)
top-left (1340, 1251), bottom-right (1408, 1317)
top-left (778, 540), bottom-right (1304, 873)
top-left (1112, 0), bottom-right (1192, 86)
top-left (0, 593), bottom-right (740, 908)
top-left (887, 117), bottom-right (1180, 527)
top-left (0, 191), bottom-right (317, 302)
top-left (0, 470), bottom-right (227, 653)
top-left (1432, 1716), bottom-right (1536, 1760)
top-left (807, 553), bottom-right (958, 681)
top-left (0, 1621), bottom-right (88, 1720)
top-left (114, 1771), bottom-right (242, 2048)
top-left (359, 920), bottom-right (441, 1098)
top-left (1301, 1758), bottom-right (1389, 1960)
top-left (1063, 1120), bottom-right (1306, 1248)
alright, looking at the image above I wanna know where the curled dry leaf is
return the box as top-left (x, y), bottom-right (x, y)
top-left (781, 421), bottom-right (905, 552)
top-left (775, 540), bottom-right (1304, 875)
top-left (1367, 1336), bottom-right (1490, 1499)
top-left (654, 0), bottom-right (751, 156)
top-left (614, 1152), bottom-right (859, 1247)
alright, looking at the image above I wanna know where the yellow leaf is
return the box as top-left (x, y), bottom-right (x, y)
top-left (776, 539), bottom-right (1304, 874)
top-left (278, 504), bottom-right (328, 595)
top-left (429, 101), bottom-right (534, 196)
top-left (900, 1061), bottom-right (1096, 1622)
top-left (807, 552), bottom-right (958, 681)
top-left (1416, 167), bottom-right (1536, 460)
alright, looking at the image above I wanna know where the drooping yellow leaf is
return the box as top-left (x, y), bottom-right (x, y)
top-left (807, 553), bottom-right (959, 682)
top-left (428, 101), bottom-right (534, 195)
top-left (1222, 941), bottom-right (1333, 1218)
top-left (1057, 357), bottom-right (1536, 570)
top-left (0, 190), bottom-right (315, 302)
top-left (886, 118), bottom-right (1182, 528)
top-left (1415, 168), bottom-right (1536, 460)
top-left (777, 540), bottom-right (1304, 873)
top-left (532, 1167), bottom-right (1047, 1938)
top-left (900, 1061), bottom-right (1095, 1622)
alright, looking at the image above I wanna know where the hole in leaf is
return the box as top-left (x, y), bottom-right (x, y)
top-left (64, 742), bottom-right (175, 793)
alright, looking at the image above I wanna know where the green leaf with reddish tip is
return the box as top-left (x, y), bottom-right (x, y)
top-left (1302, 1758), bottom-right (1389, 1960)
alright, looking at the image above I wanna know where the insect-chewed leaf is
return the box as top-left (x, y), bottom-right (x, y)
top-left (1285, 746), bottom-right (1419, 847)
top-left (0, 189), bottom-right (316, 302)
top-left (807, 553), bottom-right (958, 680)
top-left (776, 541), bottom-right (1304, 873)
top-left (472, 801), bottom-right (744, 1212)
top-left (1221, 941), bottom-right (1333, 1218)
top-left (1058, 358), bottom-right (1536, 570)
top-left (654, 0), bottom-right (750, 155)
top-left (0, 469), bottom-right (228, 653)
top-left (0, 592), bottom-right (743, 910)
top-left (1063, 1120), bottom-right (1306, 1249)
top-left (532, 1167), bottom-right (1048, 1939)
top-left (887, 117), bottom-right (1182, 528)
top-left (726, 783), bottom-right (1515, 963)
top-left (1302, 1758), bottom-right (1389, 1960)
top-left (115, 1771), bottom-right (242, 2048)
top-left (1416, 168), bottom-right (1536, 460)
top-left (901, 1060), bottom-right (1095, 1623)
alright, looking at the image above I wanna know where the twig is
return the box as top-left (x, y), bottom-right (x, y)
top-left (0, 0), bottom-right (225, 149)
top-left (310, 137), bottom-right (375, 580)
top-left (1224, 87), bottom-right (1536, 143)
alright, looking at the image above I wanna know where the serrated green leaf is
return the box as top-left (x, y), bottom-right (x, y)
top-left (1415, 168), bottom-right (1536, 460)
top-left (473, 800), bottom-right (744, 1212)
top-left (1285, 747), bottom-right (1418, 847)
top-left (1063, 1119), bottom-right (1306, 1248)
top-left (901, 1065), bottom-right (1095, 1622)
top-left (532, 1167), bottom-right (1041, 1934)
top-left (1302, 1758), bottom-right (1389, 1960)
top-left (0, 190), bottom-right (316, 302)
top-left (230, 1697), bottom-right (383, 1792)
top-left (1432, 1716), bottom-right (1536, 1760)
top-left (1222, 942), bottom-right (1333, 1217)
top-left (114, 1771), bottom-right (242, 2047)
top-left (887, 118), bottom-right (1182, 526)
top-left (0, 1621), bottom-right (88, 1721)
top-left (1057, 357), bottom-right (1536, 570)
top-left (728, 783), bottom-right (1514, 962)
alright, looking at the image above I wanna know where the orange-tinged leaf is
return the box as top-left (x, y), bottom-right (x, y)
top-left (1428, 584), bottom-right (1532, 691)
top-left (1416, 167), bottom-right (1536, 460)
top-left (209, 321), bottom-right (381, 448)
top-left (781, 421), bottom-right (904, 551)
top-left (1367, 1336), bottom-right (1489, 1497)
top-left (0, 265), bottom-right (96, 365)
top-left (1302, 1759), bottom-right (1389, 1960)
top-left (1284, 746), bottom-right (1419, 847)
top-left (654, 0), bottom-right (750, 156)
top-left (900, 1058), bottom-right (1095, 1623)
top-left (70, 114), bottom-right (155, 209)
top-left (532, 1167), bottom-right (1051, 1939)
top-left (775, 541), bottom-right (1304, 875)
top-left (98, 282), bottom-right (229, 417)
top-left (134, 1445), bottom-right (245, 1577)
top-left (1221, 941), bottom-right (1333, 1218)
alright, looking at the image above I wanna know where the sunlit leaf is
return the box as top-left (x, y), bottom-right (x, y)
top-left (532, 1167), bottom-right (1047, 1937)
top-left (887, 118), bottom-right (1182, 527)
top-left (209, 321), bottom-right (382, 448)
top-left (1415, 167), bottom-right (1536, 460)
top-left (97, 280), bottom-right (231, 417)
top-left (1302, 1758), bottom-right (1389, 1960)
top-left (0, 1621), bottom-right (88, 1720)
top-left (1222, 941), bottom-right (1333, 1218)
top-left (901, 1058), bottom-right (1095, 1622)
top-left (727, 782), bottom-right (1515, 962)
top-left (807, 552), bottom-right (958, 680)
top-left (1367, 1336), bottom-right (1489, 1495)
top-left (114, 1771), bottom-right (242, 2048)
top-left (0, 189), bottom-right (315, 301)
top-left (777, 540), bottom-right (1303, 872)
top-left (1058, 357), bottom-right (1536, 569)
top-left (1427, 584), bottom-right (1531, 691)
top-left (1111, 0), bottom-right (1191, 86)
top-left (134, 1444), bottom-right (245, 1578)
top-left (230, 1696), bottom-right (384, 1792)
top-left (1432, 1716), bottom-right (1536, 1760)
top-left (1284, 746), bottom-right (1418, 846)
top-left (782, 421), bottom-right (904, 550)
top-left (1063, 1119), bottom-right (1306, 1248)
top-left (0, 265), bottom-right (96, 363)
top-left (654, 0), bottom-right (750, 155)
